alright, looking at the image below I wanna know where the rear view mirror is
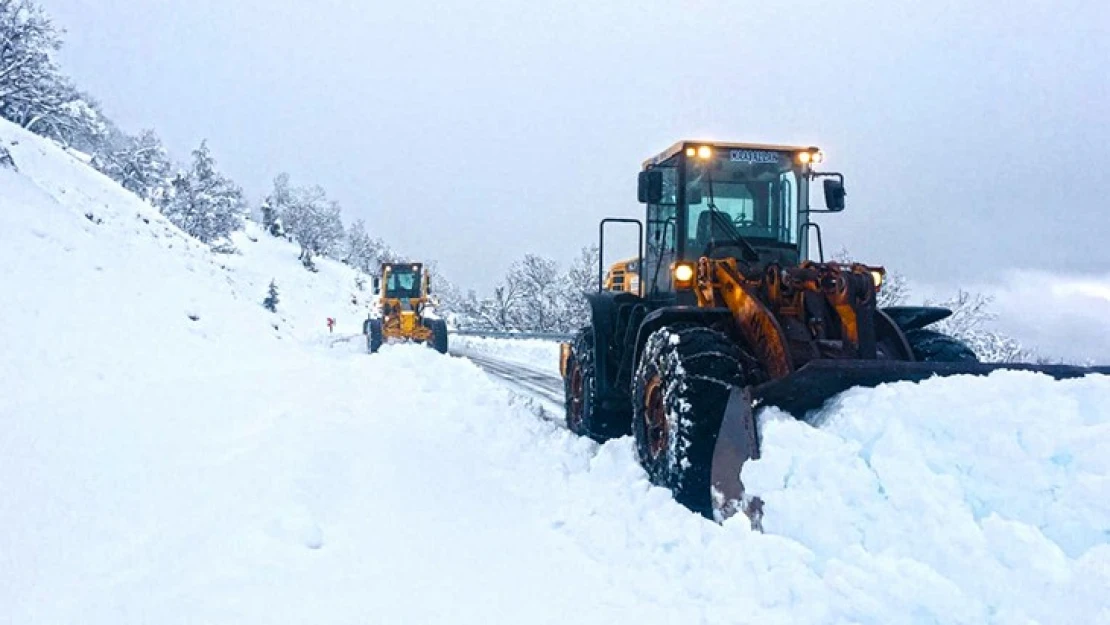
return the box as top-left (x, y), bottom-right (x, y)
top-left (823, 179), bottom-right (846, 211)
top-left (638, 170), bottom-right (662, 203)
top-left (372, 276), bottom-right (381, 295)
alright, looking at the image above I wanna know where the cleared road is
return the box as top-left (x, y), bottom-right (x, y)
top-left (452, 349), bottom-right (566, 418)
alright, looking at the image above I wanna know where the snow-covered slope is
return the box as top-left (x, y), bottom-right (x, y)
top-left (2, 119), bottom-right (1109, 625)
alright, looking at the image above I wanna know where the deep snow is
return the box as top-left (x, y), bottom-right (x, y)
top-left (2, 119), bottom-right (1109, 624)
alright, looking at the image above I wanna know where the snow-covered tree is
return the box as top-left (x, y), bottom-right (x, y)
top-left (0, 0), bottom-right (62, 125)
top-left (925, 289), bottom-right (1032, 363)
top-left (263, 279), bottom-right (279, 312)
top-left (559, 245), bottom-right (599, 330)
top-left (260, 173), bottom-right (294, 237)
top-left (263, 174), bottom-right (345, 266)
top-left (343, 219), bottom-right (376, 273)
top-left (287, 187), bottom-right (344, 263)
top-left (91, 128), bottom-right (172, 202)
top-left (506, 254), bottom-right (562, 332)
top-left (0, 2), bottom-right (111, 150)
top-left (160, 140), bottom-right (247, 245)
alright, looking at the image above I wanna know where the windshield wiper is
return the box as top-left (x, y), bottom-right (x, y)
top-left (702, 170), bottom-right (760, 262)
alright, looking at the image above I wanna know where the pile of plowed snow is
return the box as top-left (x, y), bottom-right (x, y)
top-left (2, 118), bottom-right (1108, 624)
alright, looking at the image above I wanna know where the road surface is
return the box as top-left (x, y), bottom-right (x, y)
top-left (451, 349), bottom-right (566, 418)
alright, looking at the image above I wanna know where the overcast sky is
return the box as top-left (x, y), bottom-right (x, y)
top-left (43, 0), bottom-right (1109, 294)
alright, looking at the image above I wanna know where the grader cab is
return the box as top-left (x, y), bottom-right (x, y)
top-left (561, 140), bottom-right (1110, 525)
top-left (603, 258), bottom-right (642, 294)
top-left (364, 262), bottom-right (448, 354)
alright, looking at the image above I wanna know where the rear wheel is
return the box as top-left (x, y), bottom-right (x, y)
top-left (632, 324), bottom-right (748, 518)
top-left (565, 327), bottom-right (598, 439)
top-left (905, 329), bottom-right (978, 363)
top-left (367, 319), bottom-right (383, 353)
top-left (564, 327), bottom-right (628, 442)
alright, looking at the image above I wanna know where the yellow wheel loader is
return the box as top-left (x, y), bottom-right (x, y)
top-left (363, 262), bottom-right (448, 354)
top-left (561, 139), bottom-right (1110, 526)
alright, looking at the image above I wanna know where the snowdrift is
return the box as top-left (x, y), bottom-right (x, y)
top-left (2, 119), bottom-right (1109, 624)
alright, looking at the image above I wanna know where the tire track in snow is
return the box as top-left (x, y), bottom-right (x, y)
top-left (453, 350), bottom-right (566, 421)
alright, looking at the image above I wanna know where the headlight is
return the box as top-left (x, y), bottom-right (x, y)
top-left (870, 270), bottom-right (884, 288)
top-left (673, 263), bottom-right (695, 287)
top-left (796, 148), bottom-right (824, 165)
top-left (697, 146), bottom-right (713, 159)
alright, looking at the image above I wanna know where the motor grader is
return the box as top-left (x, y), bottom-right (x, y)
top-left (363, 262), bottom-right (448, 354)
top-left (603, 258), bottom-right (642, 294)
top-left (560, 139), bottom-right (1110, 525)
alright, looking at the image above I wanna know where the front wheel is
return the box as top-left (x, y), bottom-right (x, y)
top-left (632, 324), bottom-right (748, 518)
top-left (426, 319), bottom-right (449, 354)
top-left (367, 319), bottom-right (383, 353)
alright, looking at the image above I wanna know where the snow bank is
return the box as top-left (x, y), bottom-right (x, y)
top-left (450, 334), bottom-right (562, 374)
top-left (744, 370), bottom-right (1110, 624)
top-left (3, 118), bottom-right (1109, 624)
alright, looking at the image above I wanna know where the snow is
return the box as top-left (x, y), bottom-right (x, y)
top-left (3, 118), bottom-right (1110, 624)
top-left (449, 334), bottom-right (562, 374)
top-left (744, 370), bottom-right (1110, 624)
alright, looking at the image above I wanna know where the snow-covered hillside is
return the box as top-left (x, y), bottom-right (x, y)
top-left (2, 119), bottom-right (1109, 625)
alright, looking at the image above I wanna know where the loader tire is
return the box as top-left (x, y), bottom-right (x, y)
top-left (426, 319), bottom-right (449, 354)
top-left (633, 324), bottom-right (747, 518)
top-left (367, 319), bottom-right (383, 354)
top-left (564, 327), bottom-right (626, 442)
top-left (905, 329), bottom-right (978, 363)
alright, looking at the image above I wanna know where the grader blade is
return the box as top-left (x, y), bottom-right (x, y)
top-left (710, 359), bottom-right (1110, 525)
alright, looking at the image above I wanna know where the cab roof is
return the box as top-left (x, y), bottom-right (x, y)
top-left (642, 140), bottom-right (819, 168)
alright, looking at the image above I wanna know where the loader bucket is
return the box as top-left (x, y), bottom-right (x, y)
top-left (711, 359), bottom-right (1110, 523)
top-left (753, 360), bottom-right (1110, 423)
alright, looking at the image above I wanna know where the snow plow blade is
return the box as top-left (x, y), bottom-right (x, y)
top-left (711, 359), bottom-right (1110, 523)
top-left (753, 359), bottom-right (1110, 423)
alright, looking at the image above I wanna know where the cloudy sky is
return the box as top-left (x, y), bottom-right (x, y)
top-left (41, 0), bottom-right (1110, 357)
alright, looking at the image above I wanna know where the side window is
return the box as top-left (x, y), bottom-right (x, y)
top-left (647, 166), bottom-right (677, 253)
top-left (645, 166), bottom-right (677, 295)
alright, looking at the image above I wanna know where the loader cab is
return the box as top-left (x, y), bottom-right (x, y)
top-left (636, 141), bottom-right (844, 297)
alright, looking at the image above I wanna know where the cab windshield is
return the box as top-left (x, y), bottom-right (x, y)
top-left (385, 268), bottom-right (422, 298)
top-left (685, 149), bottom-right (799, 254)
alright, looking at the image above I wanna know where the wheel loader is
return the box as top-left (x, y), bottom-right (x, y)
top-left (363, 262), bottom-right (448, 354)
top-left (560, 140), bottom-right (1110, 526)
